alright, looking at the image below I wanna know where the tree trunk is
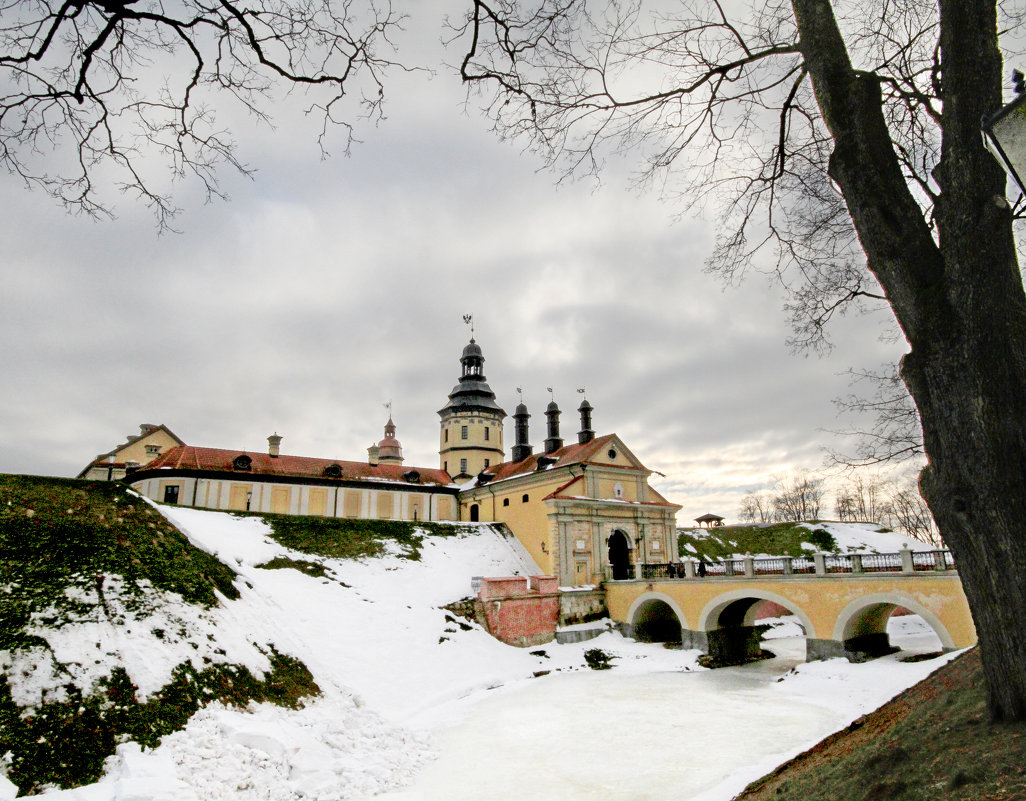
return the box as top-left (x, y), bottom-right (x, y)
top-left (794, 0), bottom-right (1026, 720)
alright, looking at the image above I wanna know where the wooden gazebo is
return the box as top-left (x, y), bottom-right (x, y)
top-left (695, 513), bottom-right (725, 528)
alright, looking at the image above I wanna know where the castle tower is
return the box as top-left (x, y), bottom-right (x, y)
top-left (438, 338), bottom-right (506, 480)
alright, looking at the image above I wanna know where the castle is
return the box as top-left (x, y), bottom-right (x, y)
top-left (101, 337), bottom-right (680, 587)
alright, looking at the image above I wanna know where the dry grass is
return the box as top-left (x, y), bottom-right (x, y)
top-left (733, 648), bottom-right (1026, 801)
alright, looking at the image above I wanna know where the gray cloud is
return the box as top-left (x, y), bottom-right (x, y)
top-left (0, 12), bottom-right (910, 524)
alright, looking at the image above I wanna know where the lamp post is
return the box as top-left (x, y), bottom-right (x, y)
top-left (982, 70), bottom-right (1026, 203)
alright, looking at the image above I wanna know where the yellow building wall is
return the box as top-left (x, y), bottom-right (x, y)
top-left (461, 473), bottom-right (574, 575)
top-left (82, 429), bottom-right (182, 479)
top-left (308, 488), bottom-right (328, 516)
top-left (595, 476), bottom-right (640, 502)
top-left (115, 429), bottom-right (181, 467)
top-left (228, 483), bottom-right (251, 511)
top-left (132, 473), bottom-right (459, 524)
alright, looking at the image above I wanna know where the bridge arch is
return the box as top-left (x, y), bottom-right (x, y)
top-left (697, 589), bottom-right (816, 637)
top-left (625, 592), bottom-right (688, 644)
top-left (695, 589), bottom-right (816, 666)
top-left (833, 593), bottom-right (956, 654)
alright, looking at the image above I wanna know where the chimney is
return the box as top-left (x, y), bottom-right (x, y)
top-left (267, 433), bottom-right (282, 457)
top-left (512, 403), bottom-right (533, 463)
top-left (544, 400), bottom-right (563, 455)
top-left (577, 399), bottom-right (594, 444)
top-left (367, 444), bottom-right (380, 466)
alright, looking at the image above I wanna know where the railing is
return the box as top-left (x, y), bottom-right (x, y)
top-left (912, 550), bottom-right (955, 571)
top-left (824, 555), bottom-right (854, 574)
top-left (861, 553), bottom-right (904, 572)
top-left (622, 549), bottom-right (955, 582)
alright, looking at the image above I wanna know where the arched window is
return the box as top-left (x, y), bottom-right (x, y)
top-left (232, 454), bottom-right (252, 471)
top-left (614, 483), bottom-right (624, 499)
top-left (503, 498), bottom-right (510, 507)
top-left (470, 503), bottom-right (480, 522)
top-left (522, 494), bottom-right (529, 503)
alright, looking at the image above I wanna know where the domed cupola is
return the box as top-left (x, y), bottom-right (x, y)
top-left (438, 338), bottom-right (507, 480)
top-left (375, 416), bottom-right (404, 464)
top-left (439, 338), bottom-right (506, 417)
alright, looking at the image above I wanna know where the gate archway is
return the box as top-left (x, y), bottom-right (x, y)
top-left (608, 529), bottom-right (632, 580)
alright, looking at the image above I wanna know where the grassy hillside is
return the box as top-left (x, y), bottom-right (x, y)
top-left (0, 474), bottom-right (239, 651)
top-left (0, 475), bottom-right (319, 794)
top-left (678, 522), bottom-right (838, 560)
top-left (255, 512), bottom-right (479, 562)
top-left (734, 648), bottom-right (1026, 801)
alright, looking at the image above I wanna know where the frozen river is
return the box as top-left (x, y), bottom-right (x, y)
top-left (378, 621), bottom-right (951, 801)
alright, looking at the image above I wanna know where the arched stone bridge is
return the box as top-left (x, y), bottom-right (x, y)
top-left (603, 550), bottom-right (976, 663)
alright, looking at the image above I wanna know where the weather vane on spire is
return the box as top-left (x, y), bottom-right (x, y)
top-left (577, 387), bottom-right (586, 395)
top-left (383, 400), bottom-right (392, 417)
top-left (516, 386), bottom-right (523, 402)
top-left (546, 386), bottom-right (554, 400)
top-left (462, 314), bottom-right (474, 340)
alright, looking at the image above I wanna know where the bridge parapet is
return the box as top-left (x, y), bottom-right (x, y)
top-left (638, 548), bottom-right (954, 581)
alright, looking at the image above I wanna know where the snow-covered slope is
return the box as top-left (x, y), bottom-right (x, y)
top-left (5, 506), bottom-right (962, 801)
top-left (679, 520), bottom-right (939, 560)
top-left (6, 507), bottom-right (571, 800)
top-left (794, 520), bottom-right (937, 552)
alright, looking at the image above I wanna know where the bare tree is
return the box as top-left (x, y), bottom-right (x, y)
top-left (772, 469), bottom-right (824, 522)
top-left (834, 472), bottom-right (886, 522)
top-left (0, 0), bottom-right (410, 227)
top-left (884, 482), bottom-right (941, 546)
top-left (738, 491), bottom-right (773, 523)
top-left (457, 0), bottom-right (1026, 720)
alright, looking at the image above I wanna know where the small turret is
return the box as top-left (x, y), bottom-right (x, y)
top-left (577, 398), bottom-right (594, 444)
top-left (512, 403), bottom-right (533, 462)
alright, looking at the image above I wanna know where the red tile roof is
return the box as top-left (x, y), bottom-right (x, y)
top-left (138, 445), bottom-right (453, 487)
top-left (483, 434), bottom-right (635, 482)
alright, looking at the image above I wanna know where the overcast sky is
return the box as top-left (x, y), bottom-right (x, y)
top-left (0, 3), bottom-right (910, 523)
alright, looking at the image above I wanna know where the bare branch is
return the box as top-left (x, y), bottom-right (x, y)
top-left (0, 0), bottom-right (414, 227)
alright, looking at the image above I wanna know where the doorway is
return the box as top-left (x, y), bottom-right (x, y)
top-left (608, 530), bottom-right (632, 580)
